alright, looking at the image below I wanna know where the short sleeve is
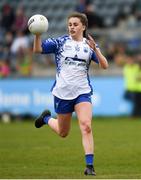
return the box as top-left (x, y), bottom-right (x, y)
top-left (91, 50), bottom-right (99, 64)
top-left (42, 38), bottom-right (58, 54)
top-left (90, 43), bottom-right (99, 63)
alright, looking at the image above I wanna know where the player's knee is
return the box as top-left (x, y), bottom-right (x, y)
top-left (85, 125), bottom-right (92, 134)
top-left (81, 122), bottom-right (92, 134)
top-left (59, 131), bottom-right (68, 138)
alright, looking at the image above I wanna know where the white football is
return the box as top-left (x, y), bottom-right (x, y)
top-left (28, 14), bottom-right (48, 34)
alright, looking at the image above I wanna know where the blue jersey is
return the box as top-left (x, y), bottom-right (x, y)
top-left (42, 35), bottom-right (99, 100)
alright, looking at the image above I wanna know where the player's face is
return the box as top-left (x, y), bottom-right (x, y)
top-left (68, 17), bottom-right (85, 40)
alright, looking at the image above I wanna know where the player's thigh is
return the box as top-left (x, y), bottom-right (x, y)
top-left (75, 102), bottom-right (92, 127)
top-left (57, 113), bottom-right (72, 132)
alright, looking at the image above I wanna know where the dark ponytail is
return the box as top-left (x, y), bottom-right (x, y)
top-left (83, 30), bottom-right (88, 38)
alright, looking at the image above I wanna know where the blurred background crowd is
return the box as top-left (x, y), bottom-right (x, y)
top-left (0, 0), bottom-right (141, 117)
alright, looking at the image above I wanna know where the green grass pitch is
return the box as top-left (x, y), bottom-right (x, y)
top-left (0, 117), bottom-right (141, 179)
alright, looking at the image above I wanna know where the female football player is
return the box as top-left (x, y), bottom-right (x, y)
top-left (32, 12), bottom-right (108, 176)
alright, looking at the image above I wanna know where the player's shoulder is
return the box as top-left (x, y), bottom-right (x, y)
top-left (45, 35), bottom-right (69, 45)
top-left (57, 34), bottom-right (71, 42)
top-left (55, 35), bottom-right (71, 47)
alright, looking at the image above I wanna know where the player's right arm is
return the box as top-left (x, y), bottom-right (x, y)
top-left (33, 35), bottom-right (58, 54)
top-left (33, 34), bottom-right (42, 53)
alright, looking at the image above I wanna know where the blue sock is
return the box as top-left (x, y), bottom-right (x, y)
top-left (43, 115), bottom-right (51, 124)
top-left (85, 154), bottom-right (94, 166)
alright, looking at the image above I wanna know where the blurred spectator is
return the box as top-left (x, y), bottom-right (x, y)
top-left (75, 0), bottom-right (103, 28)
top-left (12, 6), bottom-right (28, 34)
top-left (134, 0), bottom-right (141, 21)
top-left (0, 59), bottom-right (10, 78)
top-left (115, 52), bottom-right (141, 117)
top-left (117, 13), bottom-right (128, 29)
top-left (0, 3), bottom-right (15, 33)
top-left (118, 11), bottom-right (137, 29)
top-left (0, 32), bottom-right (12, 78)
top-left (132, 53), bottom-right (141, 117)
top-left (105, 44), bottom-right (116, 62)
top-left (10, 31), bottom-right (29, 54)
top-left (114, 44), bottom-right (127, 65)
top-left (75, 0), bottom-right (86, 13)
top-left (4, 31), bottom-right (13, 49)
top-left (10, 30), bottom-right (30, 72)
top-left (85, 3), bottom-right (103, 28)
top-left (126, 13), bottom-right (137, 29)
top-left (16, 47), bottom-right (32, 77)
top-left (123, 55), bottom-right (137, 102)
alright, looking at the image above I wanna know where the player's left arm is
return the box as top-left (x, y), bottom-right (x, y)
top-left (87, 34), bottom-right (109, 69)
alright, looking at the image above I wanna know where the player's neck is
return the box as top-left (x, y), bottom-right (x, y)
top-left (71, 35), bottom-right (83, 42)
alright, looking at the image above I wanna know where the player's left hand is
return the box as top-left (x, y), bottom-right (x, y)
top-left (86, 34), bottom-right (97, 51)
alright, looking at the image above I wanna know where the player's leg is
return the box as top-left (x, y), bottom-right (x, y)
top-left (35, 95), bottom-right (73, 137)
top-left (35, 110), bottom-right (72, 137)
top-left (75, 102), bottom-right (93, 154)
top-left (74, 95), bottom-right (96, 175)
top-left (48, 113), bottom-right (72, 137)
top-left (48, 95), bottom-right (74, 136)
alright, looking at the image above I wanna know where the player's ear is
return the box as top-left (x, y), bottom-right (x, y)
top-left (82, 25), bottom-right (87, 38)
top-left (82, 25), bottom-right (86, 31)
